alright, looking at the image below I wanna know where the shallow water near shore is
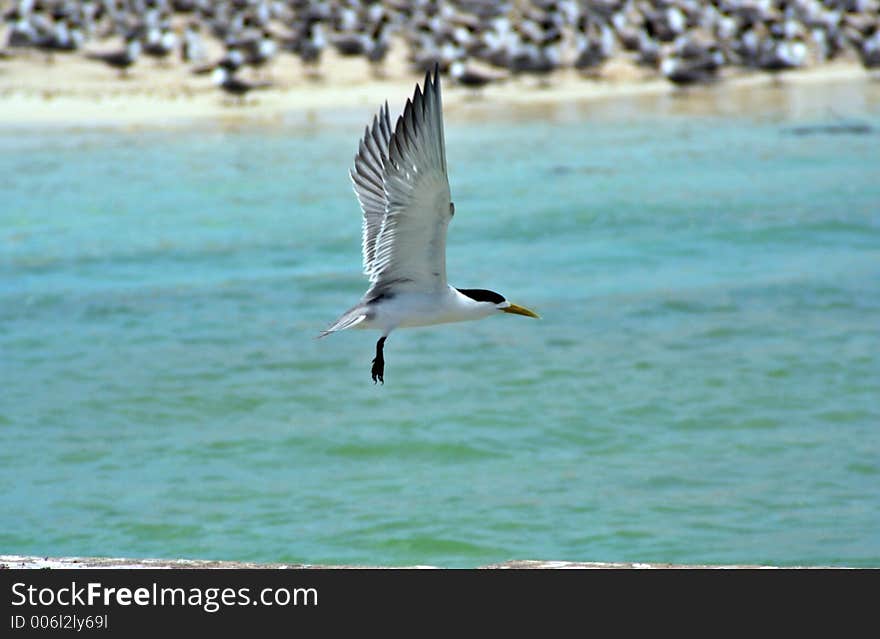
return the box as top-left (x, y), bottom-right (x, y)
top-left (2, 80), bottom-right (879, 567)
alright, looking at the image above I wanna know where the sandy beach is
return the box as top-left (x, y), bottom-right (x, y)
top-left (1, 38), bottom-right (877, 128)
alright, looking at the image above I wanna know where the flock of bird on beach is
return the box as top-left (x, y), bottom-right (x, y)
top-left (2, 0), bottom-right (880, 100)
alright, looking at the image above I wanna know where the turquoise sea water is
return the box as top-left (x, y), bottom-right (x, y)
top-left (2, 80), bottom-right (879, 567)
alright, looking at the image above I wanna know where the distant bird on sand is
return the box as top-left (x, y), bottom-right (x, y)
top-left (181, 21), bottom-right (207, 63)
top-left (449, 59), bottom-right (501, 91)
top-left (320, 67), bottom-right (539, 384)
top-left (757, 37), bottom-right (808, 75)
top-left (661, 50), bottom-right (725, 86)
top-left (143, 23), bottom-right (177, 64)
top-left (242, 29), bottom-right (277, 76)
top-left (574, 19), bottom-right (614, 77)
top-left (855, 28), bottom-right (880, 71)
top-left (212, 66), bottom-right (271, 103)
top-left (291, 19), bottom-right (325, 77)
top-left (332, 28), bottom-right (368, 57)
top-left (190, 40), bottom-right (244, 75)
top-left (85, 32), bottom-right (141, 77)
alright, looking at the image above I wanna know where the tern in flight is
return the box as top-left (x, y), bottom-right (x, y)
top-left (320, 66), bottom-right (539, 383)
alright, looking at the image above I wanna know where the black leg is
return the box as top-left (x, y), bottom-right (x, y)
top-left (371, 336), bottom-right (386, 384)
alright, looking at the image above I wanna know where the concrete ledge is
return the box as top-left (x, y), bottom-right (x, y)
top-left (1, 555), bottom-right (793, 569)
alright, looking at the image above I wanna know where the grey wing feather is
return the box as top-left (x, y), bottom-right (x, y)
top-left (350, 101), bottom-right (393, 275)
top-left (368, 68), bottom-right (452, 294)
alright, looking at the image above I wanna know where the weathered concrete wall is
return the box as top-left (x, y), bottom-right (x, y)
top-left (0, 555), bottom-right (788, 569)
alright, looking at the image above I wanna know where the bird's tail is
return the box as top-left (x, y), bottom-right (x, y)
top-left (317, 308), bottom-right (367, 338)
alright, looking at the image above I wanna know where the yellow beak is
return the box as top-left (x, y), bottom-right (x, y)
top-left (502, 303), bottom-right (540, 319)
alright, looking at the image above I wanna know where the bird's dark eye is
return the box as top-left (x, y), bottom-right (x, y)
top-left (449, 202), bottom-right (455, 216)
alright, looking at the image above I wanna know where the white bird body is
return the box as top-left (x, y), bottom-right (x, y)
top-left (357, 287), bottom-right (502, 333)
top-left (320, 68), bottom-right (538, 383)
top-left (258, 36), bottom-right (276, 59)
top-left (161, 30), bottom-right (177, 51)
top-left (312, 23), bottom-right (326, 49)
top-left (183, 27), bottom-right (206, 62)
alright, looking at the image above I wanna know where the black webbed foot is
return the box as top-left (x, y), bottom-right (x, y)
top-left (371, 356), bottom-right (384, 384)
top-left (371, 336), bottom-right (387, 384)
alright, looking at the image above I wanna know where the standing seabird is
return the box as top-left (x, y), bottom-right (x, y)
top-left (574, 18), bottom-right (615, 77)
top-left (143, 21), bottom-right (177, 64)
top-left (757, 35), bottom-right (808, 75)
top-left (366, 16), bottom-right (392, 78)
top-left (34, 17), bottom-right (84, 60)
top-left (662, 32), bottom-right (726, 85)
top-left (85, 30), bottom-right (141, 77)
top-left (856, 26), bottom-right (880, 71)
top-left (211, 65), bottom-right (271, 103)
top-left (296, 18), bottom-right (326, 78)
top-left (217, 40), bottom-right (246, 72)
top-left (449, 59), bottom-right (503, 92)
top-left (660, 50), bottom-right (725, 86)
top-left (181, 20), bottom-right (206, 63)
top-left (5, 12), bottom-right (36, 49)
top-left (320, 67), bottom-right (539, 384)
top-left (242, 28), bottom-right (276, 77)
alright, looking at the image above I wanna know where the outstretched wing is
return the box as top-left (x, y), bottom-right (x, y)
top-left (352, 68), bottom-right (453, 297)
top-left (350, 100), bottom-right (393, 276)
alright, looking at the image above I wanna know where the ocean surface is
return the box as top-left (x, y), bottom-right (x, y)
top-left (2, 79), bottom-right (879, 567)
